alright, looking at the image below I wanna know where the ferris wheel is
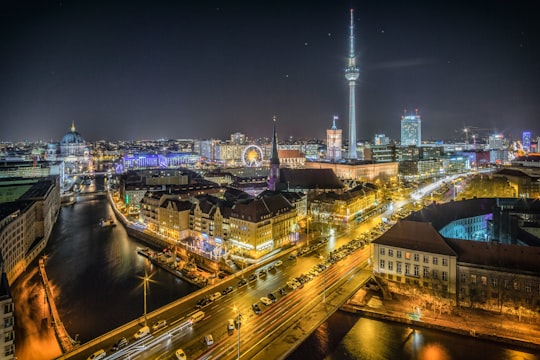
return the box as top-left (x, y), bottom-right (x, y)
top-left (242, 145), bottom-right (264, 167)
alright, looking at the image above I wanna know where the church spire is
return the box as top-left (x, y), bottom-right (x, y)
top-left (71, 121), bottom-right (76, 132)
top-left (268, 116), bottom-right (280, 191)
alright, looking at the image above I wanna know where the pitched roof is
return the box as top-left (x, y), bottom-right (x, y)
top-left (373, 220), bottom-right (457, 256)
top-left (278, 168), bottom-right (343, 190)
top-left (445, 238), bottom-right (540, 274)
top-left (405, 198), bottom-right (497, 231)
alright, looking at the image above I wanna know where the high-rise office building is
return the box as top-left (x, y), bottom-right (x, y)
top-left (345, 9), bottom-right (359, 159)
top-left (522, 131), bottom-right (531, 153)
top-left (326, 116), bottom-right (342, 162)
top-left (374, 134), bottom-right (390, 146)
top-left (400, 110), bottom-right (422, 146)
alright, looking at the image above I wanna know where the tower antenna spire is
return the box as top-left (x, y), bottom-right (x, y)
top-left (345, 8), bottom-right (360, 159)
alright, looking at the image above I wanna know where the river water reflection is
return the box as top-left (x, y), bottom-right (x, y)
top-left (288, 310), bottom-right (538, 360)
top-left (40, 196), bottom-right (198, 342)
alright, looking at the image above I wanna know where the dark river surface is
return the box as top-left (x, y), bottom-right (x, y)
top-left (13, 187), bottom-right (540, 359)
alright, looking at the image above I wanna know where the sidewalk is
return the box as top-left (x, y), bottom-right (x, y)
top-left (342, 290), bottom-right (540, 351)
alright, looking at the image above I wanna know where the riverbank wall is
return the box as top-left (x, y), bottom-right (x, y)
top-left (340, 293), bottom-right (540, 351)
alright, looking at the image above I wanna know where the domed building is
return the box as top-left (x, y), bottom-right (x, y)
top-left (60, 121), bottom-right (87, 159)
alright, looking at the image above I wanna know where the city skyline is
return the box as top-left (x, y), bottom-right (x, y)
top-left (1, 0), bottom-right (539, 143)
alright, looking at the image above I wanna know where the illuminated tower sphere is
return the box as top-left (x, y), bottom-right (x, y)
top-left (326, 115), bottom-right (342, 162)
top-left (345, 8), bottom-right (360, 160)
top-left (268, 116), bottom-right (280, 191)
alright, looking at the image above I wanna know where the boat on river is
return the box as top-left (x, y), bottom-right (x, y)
top-left (99, 217), bottom-right (116, 227)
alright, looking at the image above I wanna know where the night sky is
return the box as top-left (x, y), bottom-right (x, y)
top-left (1, 0), bottom-right (539, 143)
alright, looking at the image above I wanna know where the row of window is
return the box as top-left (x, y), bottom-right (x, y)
top-left (380, 260), bottom-right (448, 281)
top-left (379, 248), bottom-right (448, 266)
top-left (463, 274), bottom-right (540, 294)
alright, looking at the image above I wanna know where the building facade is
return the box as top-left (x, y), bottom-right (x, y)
top-left (400, 112), bottom-right (422, 147)
top-left (326, 116), bottom-right (342, 162)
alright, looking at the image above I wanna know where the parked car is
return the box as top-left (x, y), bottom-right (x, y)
top-left (111, 337), bottom-right (128, 351)
top-left (134, 326), bottom-right (150, 339)
top-left (87, 349), bottom-right (106, 360)
top-left (204, 334), bottom-right (214, 346)
top-left (274, 260), bottom-right (283, 267)
top-left (248, 273), bottom-right (257, 282)
top-left (196, 297), bottom-right (211, 308)
top-left (237, 278), bottom-right (248, 287)
top-left (209, 292), bottom-right (222, 301)
top-left (268, 293), bottom-right (277, 302)
top-left (175, 348), bottom-right (187, 360)
top-left (221, 286), bottom-right (234, 295)
top-left (252, 303), bottom-right (262, 314)
top-left (152, 319), bottom-right (167, 332)
top-left (260, 297), bottom-right (272, 306)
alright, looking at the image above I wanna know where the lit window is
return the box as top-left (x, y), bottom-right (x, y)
top-left (481, 276), bottom-right (487, 286)
top-left (405, 252), bottom-right (411, 260)
top-left (471, 275), bottom-right (476, 284)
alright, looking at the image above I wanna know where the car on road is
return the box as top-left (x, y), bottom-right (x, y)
top-left (151, 319), bottom-right (167, 331)
top-left (275, 260), bottom-right (283, 267)
top-left (268, 293), bottom-right (277, 302)
top-left (221, 286), bottom-right (234, 295)
top-left (252, 303), bottom-right (262, 314)
top-left (286, 281), bottom-right (297, 290)
top-left (196, 297), bottom-right (211, 308)
top-left (111, 337), bottom-right (128, 351)
top-left (288, 254), bottom-right (296, 260)
top-left (227, 318), bottom-right (235, 331)
top-left (87, 349), bottom-right (106, 360)
top-left (237, 278), bottom-right (248, 287)
top-left (258, 268), bottom-right (267, 276)
top-left (278, 287), bottom-right (288, 296)
top-left (267, 264), bottom-right (275, 271)
top-left (133, 325), bottom-right (150, 339)
top-left (209, 292), bottom-right (222, 301)
top-left (248, 273), bottom-right (257, 282)
top-left (204, 334), bottom-right (214, 346)
top-left (260, 296), bottom-right (273, 306)
top-left (175, 348), bottom-right (187, 360)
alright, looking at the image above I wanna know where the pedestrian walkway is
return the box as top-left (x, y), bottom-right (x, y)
top-left (38, 258), bottom-right (78, 353)
top-left (342, 289), bottom-right (540, 351)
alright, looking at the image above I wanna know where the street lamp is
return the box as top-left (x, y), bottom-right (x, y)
top-left (233, 306), bottom-right (241, 359)
top-left (138, 270), bottom-right (152, 327)
top-left (319, 255), bottom-right (326, 303)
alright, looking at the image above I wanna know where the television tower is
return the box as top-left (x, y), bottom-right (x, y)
top-left (345, 8), bottom-right (359, 160)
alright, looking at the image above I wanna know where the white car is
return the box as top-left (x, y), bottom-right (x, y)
top-left (151, 319), bottom-right (167, 331)
top-left (287, 281), bottom-right (297, 290)
top-left (275, 260), bottom-right (283, 267)
top-left (260, 297), bottom-right (273, 306)
top-left (227, 318), bottom-right (235, 331)
top-left (204, 334), bottom-right (214, 346)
